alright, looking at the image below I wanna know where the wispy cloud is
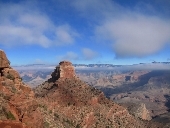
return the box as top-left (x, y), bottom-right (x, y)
top-left (82, 48), bottom-right (98, 60)
top-left (57, 48), bottom-right (99, 62)
top-left (0, 2), bottom-right (78, 47)
top-left (57, 51), bottom-right (79, 61)
top-left (55, 24), bottom-right (79, 46)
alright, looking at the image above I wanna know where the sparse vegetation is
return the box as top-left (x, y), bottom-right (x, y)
top-left (49, 110), bottom-right (52, 114)
top-left (6, 73), bottom-right (15, 80)
top-left (5, 111), bottom-right (16, 120)
top-left (54, 113), bottom-right (59, 119)
top-left (7, 112), bottom-right (15, 120)
top-left (0, 91), bottom-right (4, 97)
top-left (39, 104), bottom-right (47, 111)
top-left (11, 86), bottom-right (17, 93)
top-left (44, 121), bottom-right (50, 128)
top-left (75, 124), bottom-right (81, 128)
top-left (3, 95), bottom-right (11, 100)
top-left (0, 92), bottom-right (10, 100)
top-left (63, 118), bottom-right (74, 126)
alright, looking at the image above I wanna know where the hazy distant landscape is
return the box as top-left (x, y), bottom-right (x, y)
top-left (13, 62), bottom-right (170, 87)
top-left (13, 62), bottom-right (170, 125)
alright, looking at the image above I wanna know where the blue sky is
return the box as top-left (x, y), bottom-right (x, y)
top-left (0, 0), bottom-right (170, 65)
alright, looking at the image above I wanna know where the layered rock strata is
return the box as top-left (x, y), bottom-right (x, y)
top-left (50, 61), bottom-right (76, 82)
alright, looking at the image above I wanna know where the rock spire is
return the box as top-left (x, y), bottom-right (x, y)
top-left (50, 61), bottom-right (76, 81)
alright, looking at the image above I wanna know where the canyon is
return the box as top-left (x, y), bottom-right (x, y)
top-left (15, 62), bottom-right (170, 127)
top-left (1, 49), bottom-right (164, 127)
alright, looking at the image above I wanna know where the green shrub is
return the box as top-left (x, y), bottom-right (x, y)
top-left (44, 121), bottom-right (50, 128)
top-left (3, 95), bottom-right (11, 100)
top-left (6, 74), bottom-right (15, 80)
top-left (49, 110), bottom-right (52, 114)
top-left (63, 118), bottom-right (74, 126)
top-left (2, 106), bottom-right (16, 120)
top-left (11, 86), bottom-right (17, 93)
top-left (38, 104), bottom-right (47, 111)
top-left (6, 111), bottom-right (16, 120)
top-left (76, 124), bottom-right (81, 128)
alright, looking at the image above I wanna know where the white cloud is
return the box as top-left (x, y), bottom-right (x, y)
top-left (0, 2), bottom-right (78, 47)
top-left (55, 24), bottom-right (79, 45)
top-left (57, 51), bottom-right (79, 61)
top-left (57, 48), bottom-right (99, 62)
top-left (96, 15), bottom-right (170, 58)
top-left (82, 48), bottom-right (98, 60)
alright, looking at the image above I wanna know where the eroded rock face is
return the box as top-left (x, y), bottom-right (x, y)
top-left (0, 50), bottom-right (10, 68)
top-left (0, 50), bottom-right (43, 128)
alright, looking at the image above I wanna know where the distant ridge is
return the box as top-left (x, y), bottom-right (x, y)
top-left (13, 62), bottom-right (170, 71)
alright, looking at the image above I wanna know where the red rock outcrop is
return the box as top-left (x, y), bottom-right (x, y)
top-left (0, 50), bottom-right (43, 128)
top-left (0, 50), bottom-right (10, 68)
top-left (50, 61), bottom-right (76, 82)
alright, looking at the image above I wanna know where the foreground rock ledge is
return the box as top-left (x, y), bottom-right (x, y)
top-left (0, 50), bottom-right (43, 128)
